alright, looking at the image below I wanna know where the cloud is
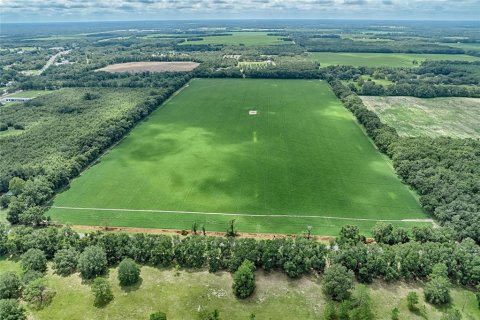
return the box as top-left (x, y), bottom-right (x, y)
top-left (1, 0), bottom-right (479, 22)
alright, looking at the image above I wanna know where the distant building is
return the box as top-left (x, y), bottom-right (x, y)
top-left (0, 97), bottom-right (32, 102)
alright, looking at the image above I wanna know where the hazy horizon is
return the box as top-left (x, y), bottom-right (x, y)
top-left (1, 0), bottom-right (479, 23)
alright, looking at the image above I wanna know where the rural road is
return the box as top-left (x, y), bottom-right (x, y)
top-left (39, 49), bottom-right (71, 75)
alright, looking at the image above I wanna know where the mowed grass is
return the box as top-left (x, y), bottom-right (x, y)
top-left (49, 79), bottom-right (426, 235)
top-left (0, 261), bottom-right (470, 320)
top-left (361, 96), bottom-right (480, 138)
top-left (180, 32), bottom-right (287, 46)
top-left (311, 52), bottom-right (480, 67)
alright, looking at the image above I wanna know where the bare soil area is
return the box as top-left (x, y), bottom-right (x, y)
top-left (96, 61), bottom-right (200, 73)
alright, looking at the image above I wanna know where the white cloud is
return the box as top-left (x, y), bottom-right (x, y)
top-left (1, 0), bottom-right (479, 22)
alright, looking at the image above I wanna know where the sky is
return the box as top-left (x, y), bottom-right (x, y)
top-left (1, 0), bottom-right (479, 23)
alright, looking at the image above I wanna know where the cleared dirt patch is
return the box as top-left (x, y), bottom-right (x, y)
top-left (96, 61), bottom-right (200, 73)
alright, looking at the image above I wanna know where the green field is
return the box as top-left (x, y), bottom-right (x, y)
top-left (361, 96), bottom-right (480, 138)
top-left (49, 79), bottom-right (427, 235)
top-left (180, 32), bottom-right (287, 46)
top-left (0, 259), bottom-right (476, 320)
top-left (311, 52), bottom-right (480, 67)
top-left (5, 90), bottom-right (54, 99)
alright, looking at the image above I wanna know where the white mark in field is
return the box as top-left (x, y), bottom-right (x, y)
top-left (50, 206), bottom-right (433, 223)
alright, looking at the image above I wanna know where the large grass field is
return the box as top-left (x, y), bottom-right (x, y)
top-left (49, 79), bottom-right (427, 235)
top-left (180, 32), bottom-right (287, 46)
top-left (0, 259), bottom-right (476, 320)
top-left (311, 52), bottom-right (480, 67)
top-left (361, 96), bottom-right (480, 138)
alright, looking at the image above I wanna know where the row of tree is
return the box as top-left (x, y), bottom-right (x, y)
top-left (329, 80), bottom-right (480, 244)
top-left (1, 223), bottom-right (479, 287)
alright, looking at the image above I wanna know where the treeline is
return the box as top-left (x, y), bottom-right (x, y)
top-left (296, 37), bottom-right (465, 54)
top-left (329, 81), bottom-right (480, 244)
top-left (360, 81), bottom-right (480, 98)
top-left (0, 223), bottom-right (479, 287)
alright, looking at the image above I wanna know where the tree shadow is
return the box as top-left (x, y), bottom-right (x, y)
top-left (120, 277), bottom-right (143, 293)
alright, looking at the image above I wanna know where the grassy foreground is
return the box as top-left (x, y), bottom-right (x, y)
top-left (311, 52), bottom-right (480, 67)
top-left (49, 79), bottom-right (426, 235)
top-left (0, 259), bottom-right (477, 320)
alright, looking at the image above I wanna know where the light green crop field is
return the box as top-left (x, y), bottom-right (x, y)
top-left (0, 260), bottom-right (474, 320)
top-left (49, 79), bottom-right (427, 235)
top-left (311, 52), bottom-right (480, 67)
top-left (361, 96), bottom-right (480, 138)
top-left (180, 32), bottom-right (287, 46)
top-left (5, 90), bottom-right (54, 98)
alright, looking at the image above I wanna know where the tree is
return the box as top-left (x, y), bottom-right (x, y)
top-left (322, 264), bottom-right (354, 301)
top-left (323, 303), bottom-right (337, 320)
top-left (150, 311), bottom-right (167, 320)
top-left (424, 276), bottom-right (451, 306)
top-left (0, 299), bottom-right (27, 320)
top-left (21, 248), bottom-right (47, 273)
top-left (53, 248), bottom-right (78, 276)
top-left (232, 259), bottom-right (255, 299)
top-left (0, 272), bottom-right (21, 299)
top-left (23, 279), bottom-right (56, 310)
top-left (337, 225), bottom-right (363, 246)
top-left (78, 246), bottom-right (108, 279)
top-left (407, 291), bottom-right (419, 311)
top-left (440, 309), bottom-right (462, 320)
top-left (21, 270), bottom-right (43, 284)
top-left (350, 285), bottom-right (374, 320)
top-left (391, 307), bottom-right (399, 320)
top-left (8, 177), bottom-right (25, 196)
top-left (18, 206), bottom-right (45, 226)
top-left (91, 277), bottom-right (114, 307)
top-left (226, 219), bottom-right (237, 237)
top-left (197, 309), bottom-right (220, 320)
top-left (118, 258), bottom-right (141, 286)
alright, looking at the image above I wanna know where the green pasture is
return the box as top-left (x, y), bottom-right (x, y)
top-left (0, 260), bottom-right (475, 320)
top-left (49, 79), bottom-right (426, 235)
top-left (361, 96), bottom-right (480, 138)
top-left (180, 32), bottom-right (287, 46)
top-left (5, 90), bottom-right (54, 98)
top-left (311, 52), bottom-right (480, 67)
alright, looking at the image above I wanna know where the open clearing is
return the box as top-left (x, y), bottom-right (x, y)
top-left (311, 52), bottom-right (480, 67)
top-left (0, 259), bottom-right (476, 320)
top-left (96, 61), bottom-right (200, 73)
top-left (49, 79), bottom-right (426, 235)
top-left (180, 32), bottom-right (287, 46)
top-left (361, 96), bottom-right (480, 138)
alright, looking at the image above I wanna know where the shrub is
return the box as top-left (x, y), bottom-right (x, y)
top-left (197, 309), bottom-right (220, 320)
top-left (118, 258), bottom-right (141, 286)
top-left (150, 311), bottom-right (167, 320)
top-left (13, 123), bottom-right (24, 130)
top-left (23, 279), bottom-right (56, 310)
top-left (407, 291), bottom-right (419, 311)
top-left (232, 259), bottom-right (255, 299)
top-left (0, 272), bottom-right (21, 299)
top-left (0, 299), bottom-right (27, 320)
top-left (0, 123), bottom-right (7, 131)
top-left (391, 307), bottom-right (399, 320)
top-left (53, 248), bottom-right (78, 276)
top-left (322, 264), bottom-right (354, 301)
top-left (440, 309), bottom-right (462, 320)
top-left (91, 277), bottom-right (114, 307)
top-left (78, 246), bottom-right (108, 279)
top-left (424, 276), bottom-right (451, 306)
top-left (21, 270), bottom-right (44, 284)
top-left (21, 248), bottom-right (47, 273)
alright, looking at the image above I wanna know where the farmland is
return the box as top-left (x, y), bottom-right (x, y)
top-left (180, 32), bottom-right (287, 45)
top-left (311, 52), bottom-right (480, 67)
top-left (96, 62), bottom-right (200, 73)
top-left (49, 79), bottom-right (426, 235)
top-left (361, 96), bottom-right (480, 138)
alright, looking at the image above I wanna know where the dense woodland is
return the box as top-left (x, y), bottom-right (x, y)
top-left (329, 81), bottom-right (480, 244)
